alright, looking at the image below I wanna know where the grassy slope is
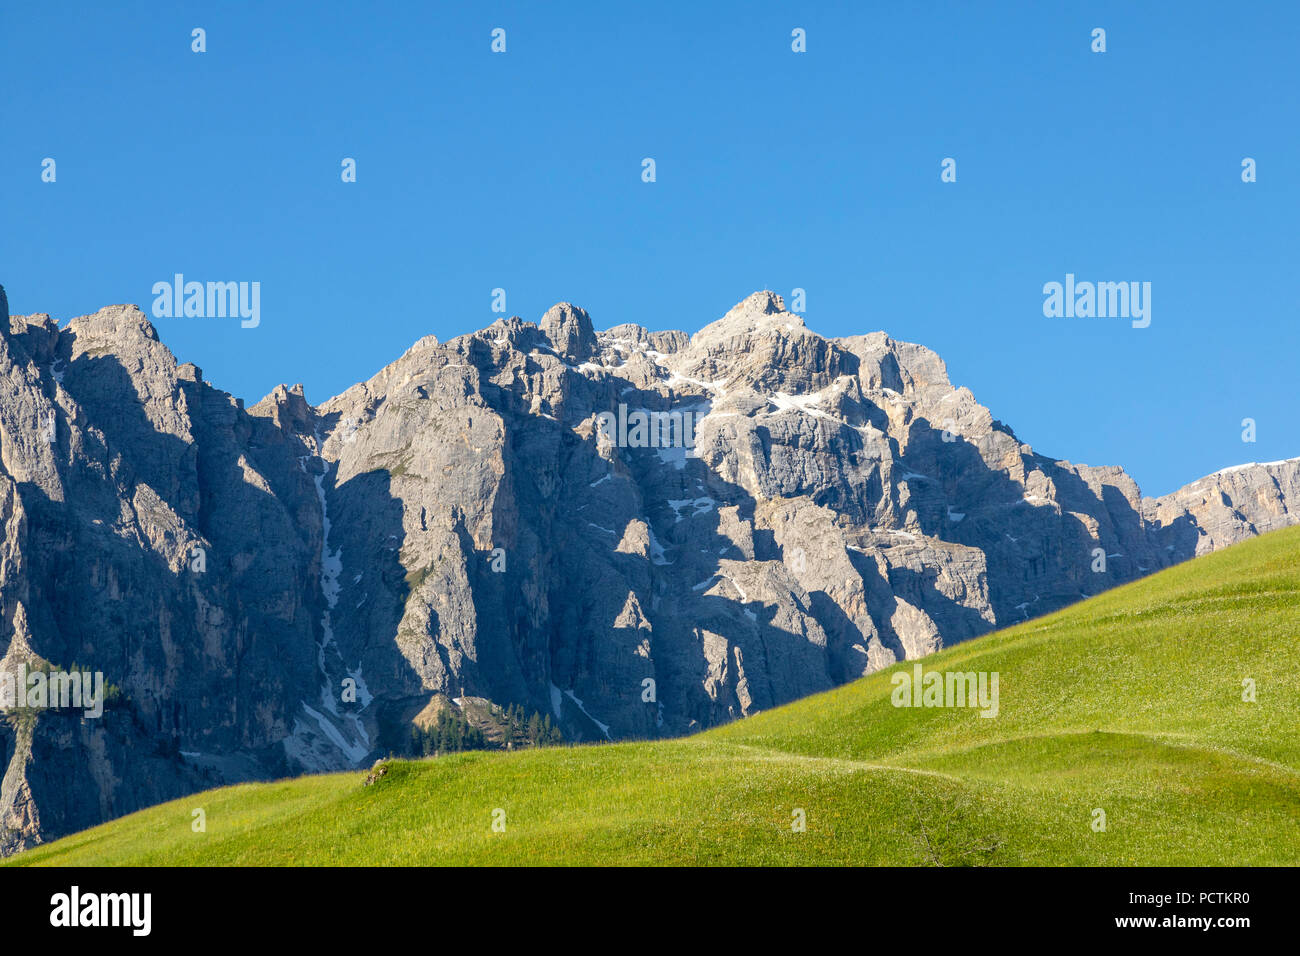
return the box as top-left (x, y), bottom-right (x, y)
top-left (11, 526), bottom-right (1300, 866)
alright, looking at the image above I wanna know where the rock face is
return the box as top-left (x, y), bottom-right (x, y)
top-left (1146, 459), bottom-right (1300, 556)
top-left (1, 290), bottom-right (1296, 853)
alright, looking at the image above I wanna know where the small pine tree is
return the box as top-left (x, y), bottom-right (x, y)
top-left (541, 714), bottom-right (560, 745)
top-left (436, 711), bottom-right (450, 753)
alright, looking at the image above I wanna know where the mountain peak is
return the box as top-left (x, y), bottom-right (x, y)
top-left (66, 303), bottom-right (161, 345)
top-left (692, 291), bottom-right (806, 348)
top-left (540, 302), bottom-right (597, 363)
top-left (722, 290), bottom-right (789, 325)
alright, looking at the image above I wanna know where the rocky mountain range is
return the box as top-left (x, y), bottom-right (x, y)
top-left (1, 287), bottom-right (1296, 854)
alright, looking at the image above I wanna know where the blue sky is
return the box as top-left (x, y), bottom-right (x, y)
top-left (2, 0), bottom-right (1295, 496)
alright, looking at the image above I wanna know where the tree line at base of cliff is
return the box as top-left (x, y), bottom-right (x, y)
top-left (407, 704), bottom-right (563, 757)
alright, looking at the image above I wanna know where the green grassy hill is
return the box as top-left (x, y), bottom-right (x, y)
top-left (11, 525), bottom-right (1300, 866)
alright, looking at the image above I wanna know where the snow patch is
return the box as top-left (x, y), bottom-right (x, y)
top-left (647, 526), bottom-right (671, 565)
top-left (768, 390), bottom-right (835, 422)
top-left (1209, 456), bottom-right (1300, 478)
top-left (667, 496), bottom-right (716, 521)
top-left (720, 573), bottom-right (748, 602)
top-left (665, 373), bottom-right (727, 396)
top-left (564, 689), bottom-right (612, 740)
top-left (285, 440), bottom-right (372, 771)
top-left (655, 444), bottom-right (691, 470)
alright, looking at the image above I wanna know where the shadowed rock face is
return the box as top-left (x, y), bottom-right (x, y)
top-left (1, 291), bottom-right (1295, 852)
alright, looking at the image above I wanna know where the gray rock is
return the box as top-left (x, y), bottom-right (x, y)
top-left (1, 291), bottom-right (1295, 853)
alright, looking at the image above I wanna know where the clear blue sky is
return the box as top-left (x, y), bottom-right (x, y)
top-left (2, 1), bottom-right (1295, 496)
